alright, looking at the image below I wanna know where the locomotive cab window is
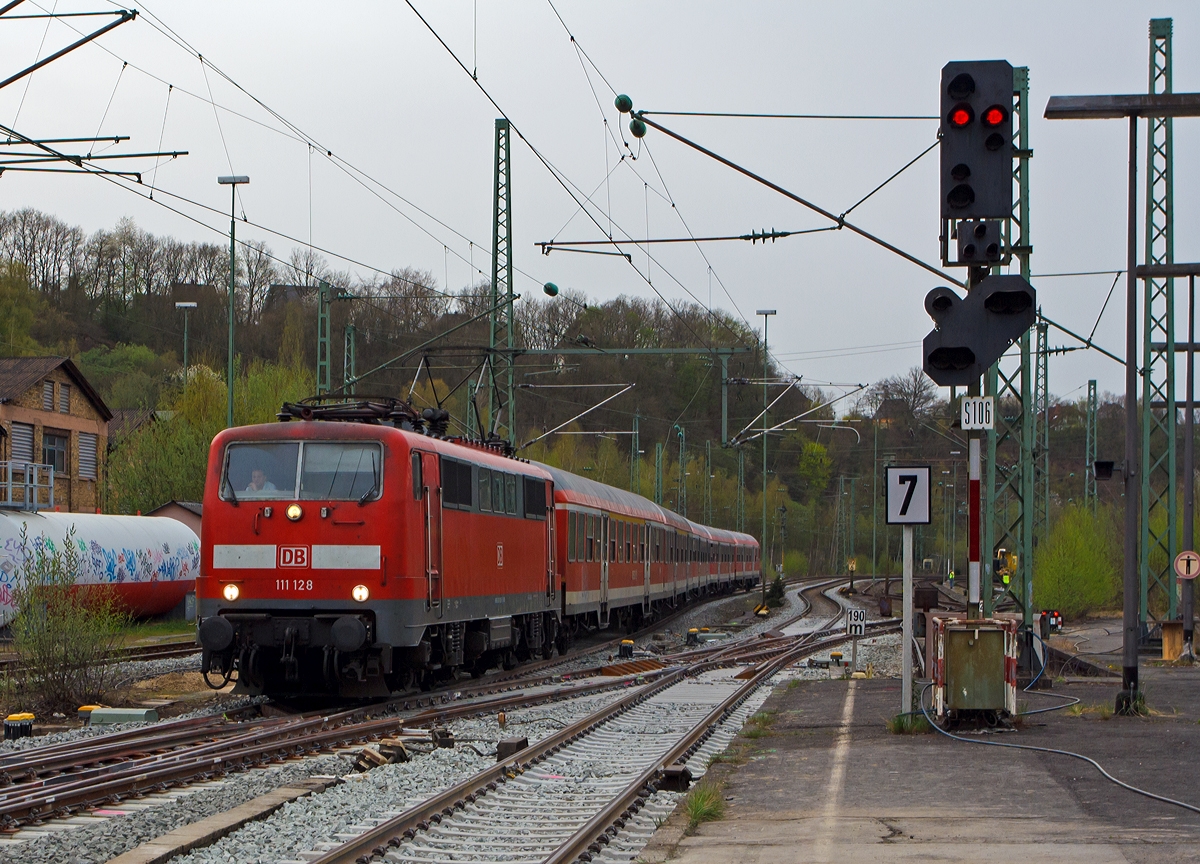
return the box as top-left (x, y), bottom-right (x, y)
top-left (300, 443), bottom-right (381, 501)
top-left (222, 442), bottom-right (300, 500)
top-left (222, 441), bottom-right (381, 501)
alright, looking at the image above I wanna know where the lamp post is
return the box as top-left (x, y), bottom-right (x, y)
top-left (218, 174), bottom-right (249, 429)
top-left (757, 309), bottom-right (776, 604)
top-left (174, 301), bottom-right (197, 392)
top-left (1044, 90), bottom-right (1200, 712)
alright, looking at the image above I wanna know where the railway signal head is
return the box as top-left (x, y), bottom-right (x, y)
top-left (921, 273), bottom-right (1036, 386)
top-left (940, 60), bottom-right (1014, 220)
top-left (955, 219), bottom-right (1003, 265)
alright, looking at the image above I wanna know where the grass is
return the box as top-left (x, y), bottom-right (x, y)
top-left (684, 780), bottom-right (726, 831)
top-left (119, 618), bottom-right (195, 644)
top-left (1067, 702), bottom-right (1114, 720)
top-left (885, 712), bottom-right (933, 734)
top-left (739, 711), bottom-right (776, 739)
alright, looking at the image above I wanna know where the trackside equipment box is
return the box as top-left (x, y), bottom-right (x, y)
top-left (932, 617), bottom-right (1017, 717)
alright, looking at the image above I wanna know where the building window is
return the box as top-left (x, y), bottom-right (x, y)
top-left (42, 431), bottom-right (67, 473)
top-left (10, 422), bottom-right (33, 462)
top-left (59, 383), bottom-right (70, 413)
top-left (42, 381), bottom-right (54, 411)
top-left (79, 433), bottom-right (98, 480)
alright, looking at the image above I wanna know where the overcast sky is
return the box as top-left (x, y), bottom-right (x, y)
top-left (1, 1), bottom-right (1196, 406)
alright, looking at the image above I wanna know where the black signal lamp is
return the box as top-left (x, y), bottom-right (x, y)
top-left (951, 163), bottom-right (971, 181)
top-left (947, 184), bottom-right (975, 209)
top-left (947, 73), bottom-right (976, 100)
top-left (985, 133), bottom-right (1007, 151)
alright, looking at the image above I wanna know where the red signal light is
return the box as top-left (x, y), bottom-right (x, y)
top-left (948, 103), bottom-right (973, 128)
top-left (982, 105), bottom-right (1008, 127)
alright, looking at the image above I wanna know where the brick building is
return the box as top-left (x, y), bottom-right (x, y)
top-left (0, 357), bottom-right (113, 512)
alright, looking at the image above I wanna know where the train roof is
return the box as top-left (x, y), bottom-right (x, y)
top-left (534, 461), bottom-right (756, 546)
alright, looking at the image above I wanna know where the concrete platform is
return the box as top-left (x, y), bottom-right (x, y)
top-left (651, 664), bottom-right (1200, 863)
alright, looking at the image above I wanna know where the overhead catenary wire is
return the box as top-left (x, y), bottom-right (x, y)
top-left (398, 0), bottom-right (718, 353)
top-left (630, 111), bottom-right (965, 289)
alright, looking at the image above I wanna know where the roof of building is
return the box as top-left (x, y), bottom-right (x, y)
top-left (147, 500), bottom-right (202, 517)
top-left (0, 356), bottom-right (113, 421)
top-left (873, 397), bottom-right (910, 421)
top-left (108, 407), bottom-right (156, 445)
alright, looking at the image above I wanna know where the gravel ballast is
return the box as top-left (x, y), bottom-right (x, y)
top-left (0, 755), bottom-right (353, 864)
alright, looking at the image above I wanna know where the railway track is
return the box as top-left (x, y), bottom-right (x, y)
top-left (0, 637), bottom-right (199, 676)
top-left (0, 588), bottom-right (766, 830)
top-left (0, 579), bottom-right (885, 852)
top-left (303, 619), bottom-right (895, 864)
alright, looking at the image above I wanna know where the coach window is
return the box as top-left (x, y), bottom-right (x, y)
top-left (577, 514), bottom-right (586, 561)
top-left (567, 512), bottom-right (577, 562)
top-left (626, 525), bottom-right (632, 563)
top-left (478, 468), bottom-right (492, 511)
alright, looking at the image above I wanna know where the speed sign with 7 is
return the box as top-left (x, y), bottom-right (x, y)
top-left (886, 466), bottom-right (931, 525)
top-left (961, 396), bottom-right (994, 430)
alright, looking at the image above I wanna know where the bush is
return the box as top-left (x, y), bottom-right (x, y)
top-left (1033, 504), bottom-right (1120, 618)
top-left (6, 526), bottom-right (130, 713)
top-left (766, 576), bottom-right (786, 606)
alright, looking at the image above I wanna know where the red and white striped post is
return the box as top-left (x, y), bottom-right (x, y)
top-left (968, 435), bottom-right (982, 617)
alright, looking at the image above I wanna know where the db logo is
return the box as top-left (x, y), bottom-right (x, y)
top-left (278, 545), bottom-right (310, 568)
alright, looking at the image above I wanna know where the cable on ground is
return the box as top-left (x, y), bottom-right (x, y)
top-left (919, 684), bottom-right (1200, 817)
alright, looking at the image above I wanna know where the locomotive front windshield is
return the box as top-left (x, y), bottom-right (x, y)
top-left (222, 441), bottom-right (381, 501)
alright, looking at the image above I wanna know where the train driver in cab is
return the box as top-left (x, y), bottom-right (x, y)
top-left (245, 467), bottom-right (277, 494)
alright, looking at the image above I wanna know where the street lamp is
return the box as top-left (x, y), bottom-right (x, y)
top-left (174, 301), bottom-right (197, 392)
top-left (757, 309), bottom-right (776, 605)
top-left (218, 174), bottom-right (250, 429)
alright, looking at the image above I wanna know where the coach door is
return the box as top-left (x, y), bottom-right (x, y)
top-left (420, 451), bottom-right (443, 616)
top-left (599, 514), bottom-right (610, 627)
top-left (544, 481), bottom-right (555, 607)
top-left (642, 524), bottom-right (651, 614)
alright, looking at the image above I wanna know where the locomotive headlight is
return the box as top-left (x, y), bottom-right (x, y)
top-left (222, 583), bottom-right (241, 602)
top-left (286, 503), bottom-right (303, 522)
top-left (352, 584), bottom-right (370, 602)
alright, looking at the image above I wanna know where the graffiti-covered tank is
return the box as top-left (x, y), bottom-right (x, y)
top-left (0, 511), bottom-right (200, 625)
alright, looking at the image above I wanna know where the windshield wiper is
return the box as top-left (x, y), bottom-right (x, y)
top-left (358, 453), bottom-right (379, 506)
top-left (225, 478), bottom-right (239, 506)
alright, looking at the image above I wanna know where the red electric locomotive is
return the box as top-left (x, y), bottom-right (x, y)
top-left (196, 399), bottom-right (760, 697)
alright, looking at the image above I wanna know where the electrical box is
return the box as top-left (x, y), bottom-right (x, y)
top-left (932, 617), bottom-right (1017, 717)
